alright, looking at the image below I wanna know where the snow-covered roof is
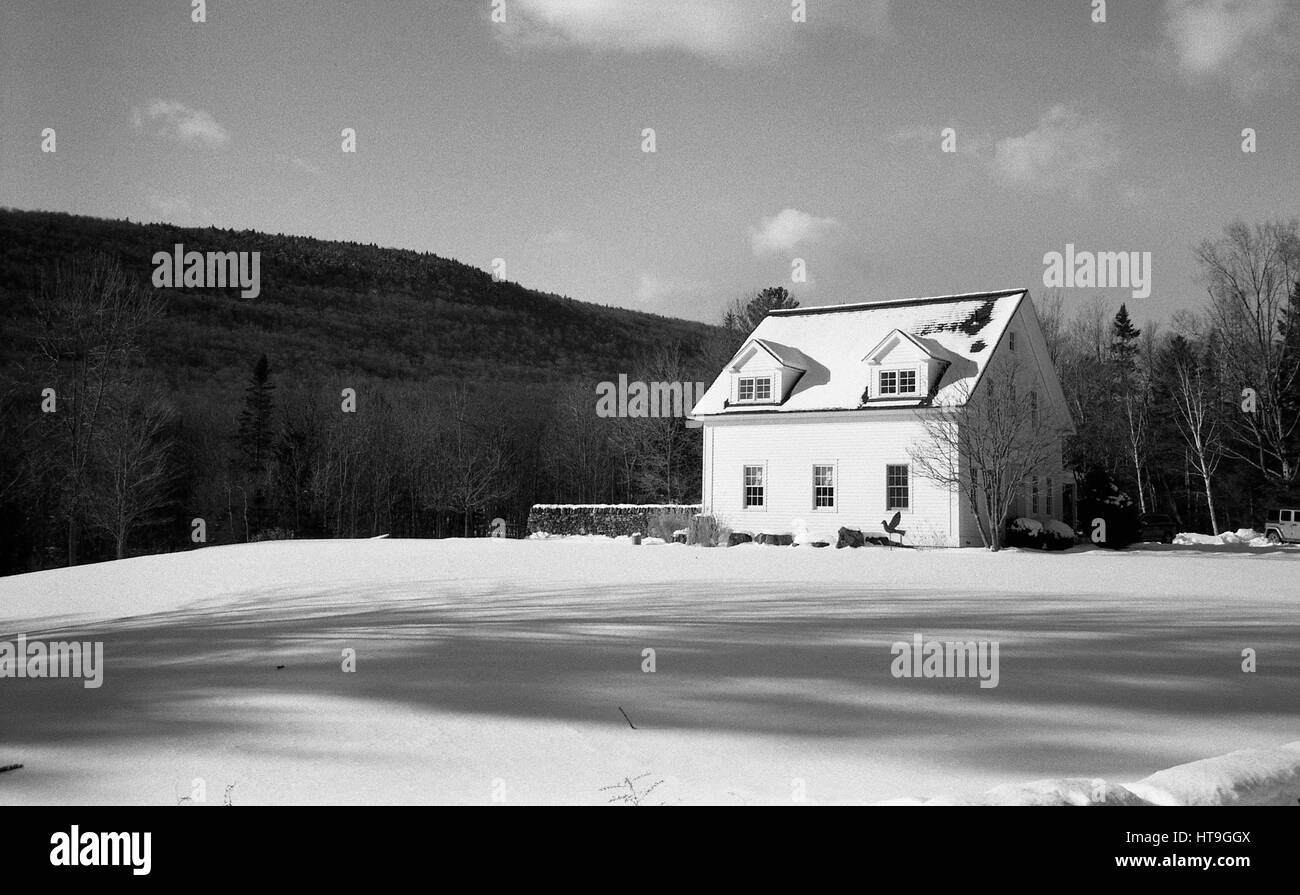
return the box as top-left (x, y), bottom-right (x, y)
top-left (745, 339), bottom-right (811, 371)
top-left (692, 289), bottom-right (1027, 416)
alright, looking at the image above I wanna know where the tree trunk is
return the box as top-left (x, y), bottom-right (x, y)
top-left (1131, 442), bottom-right (1147, 515)
top-left (1202, 470), bottom-right (1219, 536)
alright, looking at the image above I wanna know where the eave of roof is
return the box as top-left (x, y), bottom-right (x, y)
top-left (768, 288), bottom-right (1026, 318)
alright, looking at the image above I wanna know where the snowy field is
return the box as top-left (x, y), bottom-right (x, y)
top-left (0, 538), bottom-right (1297, 805)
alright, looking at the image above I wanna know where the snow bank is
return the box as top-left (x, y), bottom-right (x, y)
top-left (1125, 740), bottom-right (1300, 806)
top-left (891, 740), bottom-right (1300, 806)
top-left (917, 779), bottom-right (1149, 806)
top-left (1173, 528), bottom-right (1271, 548)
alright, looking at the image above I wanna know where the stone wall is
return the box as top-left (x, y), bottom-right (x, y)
top-left (527, 504), bottom-right (701, 538)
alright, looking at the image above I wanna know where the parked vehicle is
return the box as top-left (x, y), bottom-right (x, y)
top-left (1137, 513), bottom-right (1177, 544)
top-left (1264, 509), bottom-right (1300, 544)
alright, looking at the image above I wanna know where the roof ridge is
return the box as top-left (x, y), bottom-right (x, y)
top-left (768, 288), bottom-right (1026, 317)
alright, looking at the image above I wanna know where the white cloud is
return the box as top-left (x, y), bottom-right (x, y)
top-left (633, 272), bottom-right (710, 305)
top-left (993, 107), bottom-right (1118, 197)
top-left (497, 0), bottom-right (891, 64)
top-left (1163, 0), bottom-right (1299, 97)
top-left (132, 100), bottom-right (230, 147)
top-left (748, 208), bottom-right (839, 256)
top-left (143, 192), bottom-right (214, 225)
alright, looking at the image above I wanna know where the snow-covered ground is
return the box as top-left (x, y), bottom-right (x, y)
top-left (0, 538), bottom-right (1297, 805)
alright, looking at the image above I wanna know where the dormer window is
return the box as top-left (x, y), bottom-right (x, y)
top-left (725, 338), bottom-right (807, 409)
top-left (878, 368), bottom-right (918, 396)
top-left (737, 375), bottom-right (773, 403)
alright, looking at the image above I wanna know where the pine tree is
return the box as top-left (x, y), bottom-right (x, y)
top-left (1110, 304), bottom-right (1141, 379)
top-left (1109, 304), bottom-right (1149, 512)
top-left (237, 355), bottom-right (276, 474)
top-left (723, 286), bottom-right (800, 333)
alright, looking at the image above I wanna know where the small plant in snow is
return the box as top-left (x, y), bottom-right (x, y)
top-left (600, 772), bottom-right (665, 806)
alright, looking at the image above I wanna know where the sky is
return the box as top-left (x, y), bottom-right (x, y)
top-left (2, 0), bottom-right (1298, 327)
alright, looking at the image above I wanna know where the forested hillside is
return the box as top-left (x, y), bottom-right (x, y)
top-left (0, 209), bottom-right (736, 573)
top-left (0, 208), bottom-right (721, 389)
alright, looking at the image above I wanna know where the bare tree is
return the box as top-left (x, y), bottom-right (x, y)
top-left (33, 255), bottom-right (163, 564)
top-left (1069, 294), bottom-right (1112, 364)
top-left (83, 390), bottom-right (176, 559)
top-left (631, 342), bottom-right (698, 502)
top-left (443, 385), bottom-right (511, 536)
top-left (1197, 220), bottom-right (1300, 484)
top-left (1165, 338), bottom-right (1225, 534)
top-left (542, 382), bottom-right (608, 503)
top-left (1034, 289), bottom-right (1067, 365)
top-left (910, 361), bottom-right (1067, 551)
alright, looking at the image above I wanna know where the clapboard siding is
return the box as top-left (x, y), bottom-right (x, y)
top-left (703, 412), bottom-right (961, 545)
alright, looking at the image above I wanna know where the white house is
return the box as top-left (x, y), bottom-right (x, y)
top-left (688, 289), bottom-right (1075, 547)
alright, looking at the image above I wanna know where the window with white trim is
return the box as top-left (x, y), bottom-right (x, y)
top-left (1045, 477), bottom-right (1054, 516)
top-left (743, 465), bottom-right (765, 508)
top-left (886, 464), bottom-right (909, 511)
top-left (1009, 331), bottom-right (1017, 351)
top-left (878, 369), bottom-right (918, 396)
top-left (737, 376), bottom-right (773, 403)
top-left (813, 464), bottom-right (836, 509)
top-left (1031, 476), bottom-right (1040, 514)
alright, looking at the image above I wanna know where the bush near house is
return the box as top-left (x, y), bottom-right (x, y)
top-left (687, 514), bottom-right (720, 547)
top-left (1005, 518), bottom-right (1076, 551)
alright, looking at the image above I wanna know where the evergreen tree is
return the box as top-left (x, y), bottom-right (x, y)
top-left (1110, 304), bottom-right (1141, 379)
top-left (723, 286), bottom-right (800, 333)
top-left (237, 355), bottom-right (276, 474)
top-left (1109, 304), bottom-right (1149, 510)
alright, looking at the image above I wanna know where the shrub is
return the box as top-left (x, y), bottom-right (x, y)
top-left (649, 511), bottom-right (694, 542)
top-left (250, 527), bottom-right (297, 542)
top-left (688, 514), bottom-right (720, 547)
top-left (836, 527), bottom-right (866, 549)
top-left (1005, 517), bottom-right (1074, 551)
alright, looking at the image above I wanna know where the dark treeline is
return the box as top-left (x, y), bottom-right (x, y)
top-left (0, 210), bottom-right (736, 573)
